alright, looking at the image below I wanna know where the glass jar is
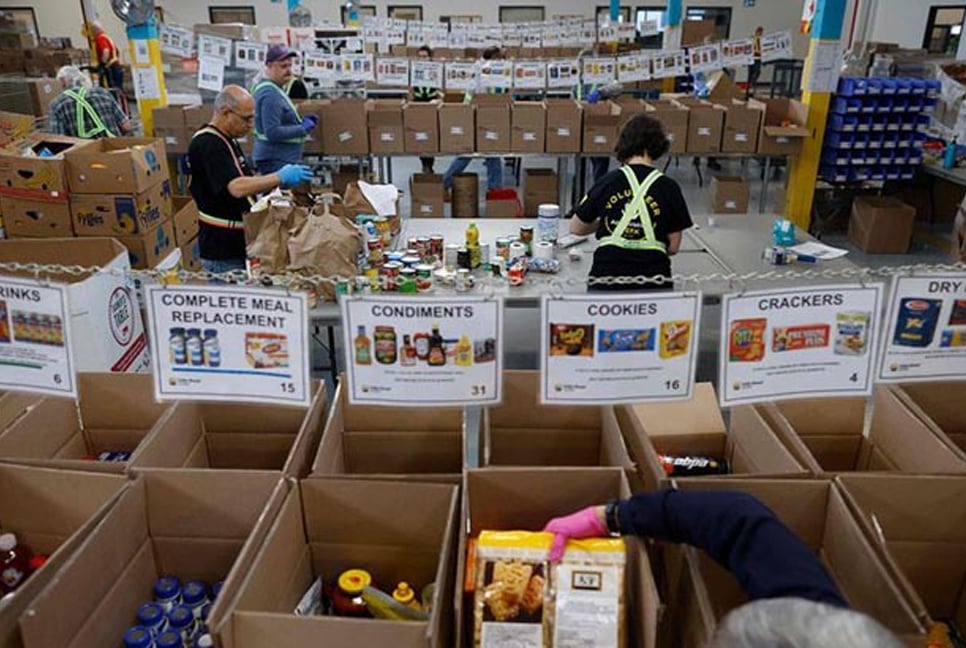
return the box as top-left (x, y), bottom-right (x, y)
top-left (374, 326), bottom-right (397, 365)
top-left (331, 569), bottom-right (372, 617)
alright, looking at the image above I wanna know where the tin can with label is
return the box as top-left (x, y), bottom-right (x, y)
top-left (335, 279), bottom-right (351, 296)
top-left (367, 237), bottom-right (384, 267)
top-left (354, 275), bottom-right (370, 294)
top-left (415, 264), bottom-right (434, 291)
top-left (495, 237), bottom-right (511, 260)
top-left (429, 235), bottom-right (444, 263)
top-left (457, 247), bottom-right (471, 270)
top-left (381, 261), bottom-right (402, 291)
top-left (401, 254), bottom-right (421, 268)
top-left (407, 237), bottom-right (419, 251)
top-left (456, 269), bottom-right (471, 292)
top-left (374, 216), bottom-right (392, 245)
top-left (479, 243), bottom-right (490, 268)
top-left (364, 267), bottom-right (381, 292)
top-left (398, 268), bottom-right (417, 293)
top-left (387, 251), bottom-right (405, 264)
top-left (519, 226), bottom-right (534, 256)
top-left (416, 236), bottom-right (431, 261)
top-left (491, 256), bottom-right (505, 278)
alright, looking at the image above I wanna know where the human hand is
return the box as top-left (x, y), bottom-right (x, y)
top-left (301, 115), bottom-right (318, 132)
top-left (277, 164), bottom-right (313, 188)
top-left (542, 505), bottom-right (608, 561)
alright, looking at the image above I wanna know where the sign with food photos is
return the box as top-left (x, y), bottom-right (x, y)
top-left (375, 57), bottom-right (410, 86)
top-left (719, 284), bottom-right (884, 407)
top-left (722, 38), bottom-right (755, 67)
top-left (546, 59), bottom-right (581, 88)
top-left (581, 57), bottom-right (617, 85)
top-left (652, 50), bottom-right (687, 79)
top-left (540, 293), bottom-right (701, 404)
top-left (877, 273), bottom-right (966, 383)
top-left (340, 296), bottom-right (504, 406)
top-left (617, 52), bottom-right (651, 83)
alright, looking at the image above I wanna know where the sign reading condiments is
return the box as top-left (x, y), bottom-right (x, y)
top-left (340, 296), bottom-right (503, 406)
top-left (719, 284), bottom-right (883, 406)
top-left (877, 273), bottom-right (966, 383)
top-left (0, 276), bottom-right (76, 397)
top-left (145, 285), bottom-right (310, 406)
top-left (540, 293), bottom-right (701, 404)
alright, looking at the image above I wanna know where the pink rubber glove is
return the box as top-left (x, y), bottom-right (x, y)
top-left (543, 506), bottom-right (608, 562)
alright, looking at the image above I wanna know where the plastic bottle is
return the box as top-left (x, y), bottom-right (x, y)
top-left (211, 581), bottom-right (224, 600)
top-left (465, 221), bottom-right (481, 269)
top-left (427, 324), bottom-right (446, 366)
top-left (455, 335), bottom-right (473, 367)
top-left (392, 582), bottom-right (423, 611)
top-left (122, 626), bottom-right (155, 648)
top-left (181, 581), bottom-right (209, 620)
top-left (154, 576), bottom-right (182, 611)
top-left (354, 325), bottom-right (372, 365)
top-left (166, 604), bottom-right (195, 642)
top-left (331, 569), bottom-right (373, 617)
top-left (169, 328), bottom-right (187, 365)
top-left (536, 204), bottom-right (560, 243)
top-left (136, 602), bottom-right (168, 638)
top-left (0, 533), bottom-right (32, 595)
top-left (155, 631), bottom-right (183, 648)
top-left (194, 635), bottom-right (214, 648)
top-left (400, 334), bottom-right (416, 367)
top-left (202, 330), bottom-right (220, 367)
top-left (186, 329), bottom-right (204, 366)
top-left (344, 0), bottom-right (360, 26)
top-left (944, 136), bottom-right (958, 170)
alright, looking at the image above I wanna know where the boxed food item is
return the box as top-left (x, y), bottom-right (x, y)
top-left (475, 95), bottom-right (511, 153)
top-left (20, 470), bottom-right (288, 648)
top-left (750, 97), bottom-right (809, 156)
top-left (645, 100), bottom-right (689, 155)
top-left (615, 96), bottom-right (647, 131)
top-left (848, 195), bottom-right (916, 254)
top-left (65, 137), bottom-right (169, 195)
top-left (411, 173), bottom-right (445, 218)
top-left (485, 194), bottom-right (519, 218)
top-left (70, 178), bottom-right (174, 236)
top-left (321, 99), bottom-right (369, 156)
top-left (510, 101), bottom-right (546, 153)
top-left (404, 102), bottom-right (440, 154)
top-left (581, 101), bottom-right (621, 154)
top-left (890, 381), bottom-right (966, 457)
top-left (0, 193), bottom-right (72, 237)
top-left (719, 99), bottom-right (763, 153)
top-left (439, 102), bottom-right (475, 153)
top-left (0, 133), bottom-right (93, 198)
top-left (367, 99), bottom-right (405, 155)
top-left (24, 78), bottom-right (58, 116)
top-left (710, 175), bottom-right (750, 214)
top-left (545, 99), bottom-right (582, 153)
top-left (172, 195), bottom-right (200, 245)
top-left (117, 218), bottom-right (177, 270)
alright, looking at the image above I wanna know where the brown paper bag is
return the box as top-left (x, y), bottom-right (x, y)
top-left (243, 197), bottom-right (308, 274)
top-left (344, 181), bottom-right (401, 235)
top-left (287, 194), bottom-right (364, 301)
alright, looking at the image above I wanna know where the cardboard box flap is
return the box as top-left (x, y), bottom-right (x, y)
top-left (472, 94), bottom-right (511, 108)
top-left (762, 124), bottom-right (810, 138)
top-left (868, 386), bottom-right (966, 473)
top-left (79, 372), bottom-right (171, 429)
top-left (0, 236), bottom-right (124, 269)
top-left (489, 370), bottom-right (601, 429)
top-left (628, 382), bottom-right (726, 437)
top-left (896, 382), bottom-right (966, 437)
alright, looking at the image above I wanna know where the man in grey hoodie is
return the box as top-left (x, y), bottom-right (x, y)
top-left (252, 45), bottom-right (317, 174)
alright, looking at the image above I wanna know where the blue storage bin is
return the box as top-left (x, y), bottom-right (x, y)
top-left (870, 166), bottom-right (886, 181)
top-left (878, 97), bottom-right (894, 113)
top-left (910, 79), bottom-right (927, 96)
top-left (885, 166), bottom-right (901, 180)
top-left (896, 78), bottom-right (913, 95)
top-left (853, 166), bottom-right (871, 181)
top-left (879, 78), bottom-right (898, 95)
top-left (900, 167), bottom-right (915, 180)
top-left (882, 133), bottom-right (899, 149)
top-left (853, 133), bottom-right (869, 149)
top-left (829, 113), bottom-right (859, 132)
top-left (879, 149), bottom-right (895, 164)
top-left (837, 77), bottom-right (866, 96)
top-left (922, 97), bottom-right (937, 113)
top-left (866, 133), bottom-right (882, 149)
top-left (860, 97), bottom-right (876, 113)
top-left (865, 78), bottom-right (882, 95)
top-left (894, 97), bottom-right (911, 112)
top-left (856, 115), bottom-right (872, 132)
top-left (886, 117), bottom-right (902, 132)
top-left (916, 114), bottom-right (931, 131)
top-left (826, 131), bottom-right (854, 149)
top-left (926, 79), bottom-right (941, 98)
top-left (871, 116), bottom-right (886, 132)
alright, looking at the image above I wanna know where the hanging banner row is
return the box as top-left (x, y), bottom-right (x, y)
top-left (1, 275), bottom-right (963, 408)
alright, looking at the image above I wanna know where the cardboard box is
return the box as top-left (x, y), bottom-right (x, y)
top-left (544, 99), bottom-right (582, 153)
top-left (171, 195), bottom-right (200, 245)
top-left (616, 383), bottom-right (807, 491)
top-left (116, 218), bottom-right (176, 270)
top-left (710, 175), bottom-right (750, 214)
top-left (848, 195), bottom-right (917, 254)
top-left (321, 99), bottom-right (369, 156)
top-left (582, 101), bottom-right (622, 154)
top-left (891, 382), bottom-right (966, 456)
top-left (311, 376), bottom-right (463, 482)
top-left (485, 195), bottom-right (519, 218)
top-left (180, 235), bottom-right (202, 272)
top-left (0, 238), bottom-right (148, 372)
top-left (223, 479), bottom-right (459, 648)
top-left (0, 32), bottom-right (37, 50)
top-left (510, 101), bottom-right (546, 153)
top-left (132, 382), bottom-right (326, 477)
top-left (182, 104), bottom-right (211, 134)
top-left (0, 464), bottom-right (127, 648)
top-left (25, 79), bottom-right (58, 116)
top-left (0, 373), bottom-right (173, 473)
top-left (0, 133), bottom-right (93, 198)
top-left (616, 96), bottom-right (648, 131)
top-left (367, 99), bottom-right (405, 155)
top-left (20, 471), bottom-right (287, 648)
top-left (474, 95), bottom-right (511, 153)
top-left (704, 70), bottom-right (740, 103)
top-left (0, 110), bottom-right (34, 146)
top-left (403, 102), bottom-right (440, 154)
top-left (295, 99), bottom-right (325, 155)
top-left (70, 178), bottom-right (173, 236)
top-left (523, 168), bottom-right (558, 216)
top-left (152, 104), bottom-right (193, 155)
top-left (750, 97), bottom-right (809, 156)
top-left (458, 468), bottom-right (661, 648)
top-left (0, 194), bottom-right (72, 238)
top-left (411, 173), bottom-right (445, 218)
top-left (65, 137), bottom-right (169, 195)
top-left (0, 390), bottom-right (41, 433)
top-left (668, 478), bottom-right (926, 644)
top-left (719, 99), bottom-right (763, 154)
top-left (675, 98), bottom-right (724, 154)
top-left (438, 103), bottom-right (475, 154)
top-left (646, 100), bottom-right (689, 155)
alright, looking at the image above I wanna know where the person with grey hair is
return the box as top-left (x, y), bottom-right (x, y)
top-left (543, 488), bottom-right (904, 648)
top-left (48, 65), bottom-right (133, 138)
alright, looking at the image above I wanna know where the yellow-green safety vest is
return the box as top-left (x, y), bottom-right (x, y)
top-left (597, 166), bottom-right (668, 253)
top-left (251, 80), bottom-right (304, 144)
top-left (64, 87), bottom-right (114, 139)
top-left (190, 126), bottom-right (253, 229)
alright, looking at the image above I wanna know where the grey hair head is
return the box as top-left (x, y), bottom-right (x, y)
top-left (213, 84), bottom-right (250, 115)
top-left (56, 65), bottom-right (92, 90)
top-left (713, 599), bottom-right (904, 648)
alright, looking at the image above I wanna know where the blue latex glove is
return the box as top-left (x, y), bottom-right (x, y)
top-left (300, 115), bottom-right (318, 132)
top-left (587, 89), bottom-right (601, 104)
top-left (277, 164), bottom-right (313, 188)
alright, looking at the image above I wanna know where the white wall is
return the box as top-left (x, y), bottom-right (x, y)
top-left (867, 0), bottom-right (962, 49)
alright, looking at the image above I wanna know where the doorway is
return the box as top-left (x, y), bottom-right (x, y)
top-left (923, 5), bottom-right (966, 55)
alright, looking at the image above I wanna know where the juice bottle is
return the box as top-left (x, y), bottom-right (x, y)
top-left (0, 533), bottom-right (32, 595)
top-left (465, 221), bottom-right (481, 269)
top-left (354, 326), bottom-right (372, 365)
top-left (427, 324), bottom-right (446, 366)
top-left (400, 334), bottom-right (417, 367)
top-left (392, 582), bottom-right (422, 611)
top-left (331, 569), bottom-right (372, 617)
top-left (455, 334), bottom-right (473, 367)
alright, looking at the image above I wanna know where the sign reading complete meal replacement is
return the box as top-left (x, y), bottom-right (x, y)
top-left (540, 293), bottom-right (701, 404)
top-left (145, 285), bottom-right (310, 406)
top-left (340, 296), bottom-right (503, 406)
top-left (877, 273), bottom-right (966, 383)
top-left (0, 276), bottom-right (76, 398)
top-left (719, 284), bottom-right (884, 407)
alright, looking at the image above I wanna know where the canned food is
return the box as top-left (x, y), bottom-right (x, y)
top-left (479, 243), bottom-right (490, 268)
top-left (381, 261), bottom-right (402, 291)
top-left (405, 248), bottom-right (420, 258)
top-left (416, 236), bottom-right (431, 261)
top-left (387, 251), bottom-right (405, 264)
top-left (507, 261), bottom-right (526, 286)
top-left (407, 237), bottom-right (419, 251)
top-left (354, 275), bottom-right (370, 294)
top-left (519, 226), bottom-right (534, 255)
top-left (401, 254), bottom-right (421, 268)
top-left (367, 237), bottom-right (384, 266)
top-left (374, 216), bottom-right (392, 245)
top-left (456, 268), bottom-right (471, 292)
top-left (398, 268), bottom-right (417, 293)
top-left (444, 244), bottom-right (460, 271)
top-left (415, 264), bottom-right (434, 291)
top-left (364, 267), bottom-right (381, 292)
top-left (429, 235), bottom-right (444, 263)
top-left (495, 237), bottom-right (511, 260)
top-left (457, 247), bottom-right (471, 270)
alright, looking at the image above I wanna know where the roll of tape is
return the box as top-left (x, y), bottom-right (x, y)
top-left (509, 241), bottom-right (527, 263)
top-left (534, 240), bottom-right (555, 260)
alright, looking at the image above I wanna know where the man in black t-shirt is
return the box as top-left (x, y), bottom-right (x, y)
top-left (187, 85), bottom-right (312, 276)
top-left (571, 114), bottom-right (693, 291)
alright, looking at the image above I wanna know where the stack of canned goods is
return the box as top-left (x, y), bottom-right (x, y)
top-left (121, 576), bottom-right (225, 648)
top-left (347, 227), bottom-right (445, 295)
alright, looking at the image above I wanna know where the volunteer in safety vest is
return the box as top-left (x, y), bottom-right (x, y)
top-left (86, 22), bottom-right (124, 93)
top-left (188, 85), bottom-right (312, 276)
top-left (49, 65), bottom-right (133, 139)
top-left (252, 45), bottom-right (317, 174)
top-left (570, 113), bottom-right (693, 291)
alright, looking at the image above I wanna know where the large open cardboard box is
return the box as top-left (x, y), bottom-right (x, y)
top-left (668, 478), bottom-right (926, 646)
top-left (617, 383), bottom-right (807, 491)
top-left (321, 99), bottom-right (369, 156)
top-left (749, 97), bottom-right (809, 156)
top-left (64, 137), bottom-right (169, 195)
top-left (0, 391), bottom-right (40, 434)
top-left (221, 478), bottom-right (459, 648)
top-left (891, 381), bottom-right (966, 457)
top-left (310, 377), bottom-right (463, 483)
top-left (0, 133), bottom-right (93, 198)
top-left (474, 95), bottom-right (511, 153)
top-left (0, 465), bottom-right (126, 648)
top-left (132, 382), bottom-right (326, 477)
top-left (367, 99), bottom-right (405, 155)
top-left (0, 373), bottom-right (173, 473)
top-left (458, 468), bottom-right (661, 648)
top-left (20, 471), bottom-right (287, 648)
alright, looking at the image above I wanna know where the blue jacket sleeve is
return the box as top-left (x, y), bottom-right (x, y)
top-left (255, 88), bottom-right (305, 142)
top-left (617, 489), bottom-right (847, 608)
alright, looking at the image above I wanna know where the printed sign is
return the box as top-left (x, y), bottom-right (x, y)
top-left (411, 60), bottom-right (443, 89)
top-left (581, 57), bottom-right (617, 85)
top-left (340, 296), bottom-right (503, 406)
top-left (160, 24), bottom-right (194, 58)
top-left (719, 284), bottom-right (884, 406)
top-left (376, 56), bottom-right (410, 86)
top-left (132, 67), bottom-right (161, 101)
top-left (638, 19), bottom-right (661, 37)
top-left (652, 50), bottom-right (687, 79)
top-left (689, 43), bottom-right (722, 74)
top-left (513, 61), bottom-right (547, 89)
top-left (258, 27), bottom-right (289, 45)
top-left (0, 277), bottom-right (76, 397)
top-left (145, 285), bottom-right (310, 406)
top-left (339, 53), bottom-right (375, 82)
top-left (721, 38), bottom-right (756, 67)
top-left (197, 34), bottom-right (233, 65)
top-left (877, 273), bottom-right (966, 382)
top-left (760, 31), bottom-right (794, 63)
top-left (197, 55), bottom-right (225, 92)
top-left (617, 52), bottom-right (651, 83)
top-left (234, 42), bottom-right (267, 71)
top-left (302, 52), bottom-right (339, 82)
top-left (540, 293), bottom-right (701, 404)
top-left (479, 60), bottom-right (514, 90)
top-left (547, 59), bottom-right (581, 88)
top-left (445, 61), bottom-right (478, 91)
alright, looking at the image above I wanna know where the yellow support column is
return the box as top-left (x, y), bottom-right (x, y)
top-left (126, 21), bottom-right (168, 137)
top-left (785, 0), bottom-right (847, 231)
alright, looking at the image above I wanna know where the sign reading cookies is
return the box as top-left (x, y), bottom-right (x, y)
top-left (540, 293), bottom-right (701, 404)
top-left (340, 295), bottom-right (503, 406)
top-left (0, 276), bottom-right (76, 397)
top-left (720, 284), bottom-right (883, 406)
top-left (877, 273), bottom-right (966, 383)
top-left (145, 285), bottom-right (310, 406)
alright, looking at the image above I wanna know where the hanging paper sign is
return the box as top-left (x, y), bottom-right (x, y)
top-left (290, 27), bottom-right (316, 51)
top-left (521, 28), bottom-right (542, 49)
top-left (197, 34), bottom-right (232, 65)
top-left (688, 43), bottom-right (722, 74)
top-left (719, 284), bottom-right (884, 407)
top-left (234, 42), bottom-right (267, 71)
top-left (339, 53), bottom-right (375, 82)
top-left (445, 61), bottom-right (478, 91)
top-left (501, 25), bottom-right (523, 47)
top-left (479, 60), bottom-right (514, 90)
top-left (376, 56), bottom-right (410, 86)
top-left (411, 60), bottom-right (444, 89)
top-left (407, 28), bottom-right (427, 47)
top-left (801, 0), bottom-right (816, 34)
top-left (160, 24), bottom-right (195, 58)
top-left (542, 27), bottom-right (562, 47)
top-left (448, 31), bottom-right (468, 49)
top-left (466, 32), bottom-right (488, 49)
top-left (561, 25), bottom-right (583, 47)
top-left (387, 27), bottom-right (407, 46)
top-left (616, 23), bottom-right (637, 42)
top-left (540, 293), bottom-right (701, 404)
top-left (197, 55), bottom-right (225, 92)
top-left (0, 276), bottom-right (76, 398)
top-left (652, 50), bottom-right (687, 79)
top-left (639, 19), bottom-right (661, 37)
top-left (258, 26), bottom-right (289, 45)
top-left (598, 23), bottom-right (619, 43)
top-left (340, 296), bottom-right (504, 407)
top-left (617, 52), bottom-right (651, 83)
top-left (760, 31), bottom-right (794, 62)
top-left (145, 285), bottom-right (310, 407)
top-left (513, 61), bottom-right (547, 89)
top-left (546, 59), bottom-right (581, 88)
top-left (427, 25), bottom-right (450, 48)
top-left (483, 26), bottom-right (503, 47)
top-left (721, 38), bottom-right (755, 67)
top-left (876, 273), bottom-right (966, 383)
top-left (301, 52), bottom-right (338, 81)
top-left (132, 67), bottom-right (161, 100)
top-left (581, 57), bottom-right (617, 86)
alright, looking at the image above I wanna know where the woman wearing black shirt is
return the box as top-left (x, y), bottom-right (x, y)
top-left (571, 113), bottom-right (693, 291)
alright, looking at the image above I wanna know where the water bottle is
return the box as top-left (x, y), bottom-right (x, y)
top-left (136, 602), bottom-right (168, 638)
top-left (944, 136), bottom-right (958, 170)
top-left (536, 204), bottom-right (560, 244)
top-left (122, 626), bottom-right (155, 648)
top-left (181, 581), bottom-right (209, 620)
top-left (154, 576), bottom-right (182, 611)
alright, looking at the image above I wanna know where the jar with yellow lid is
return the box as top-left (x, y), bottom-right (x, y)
top-left (331, 569), bottom-right (372, 617)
